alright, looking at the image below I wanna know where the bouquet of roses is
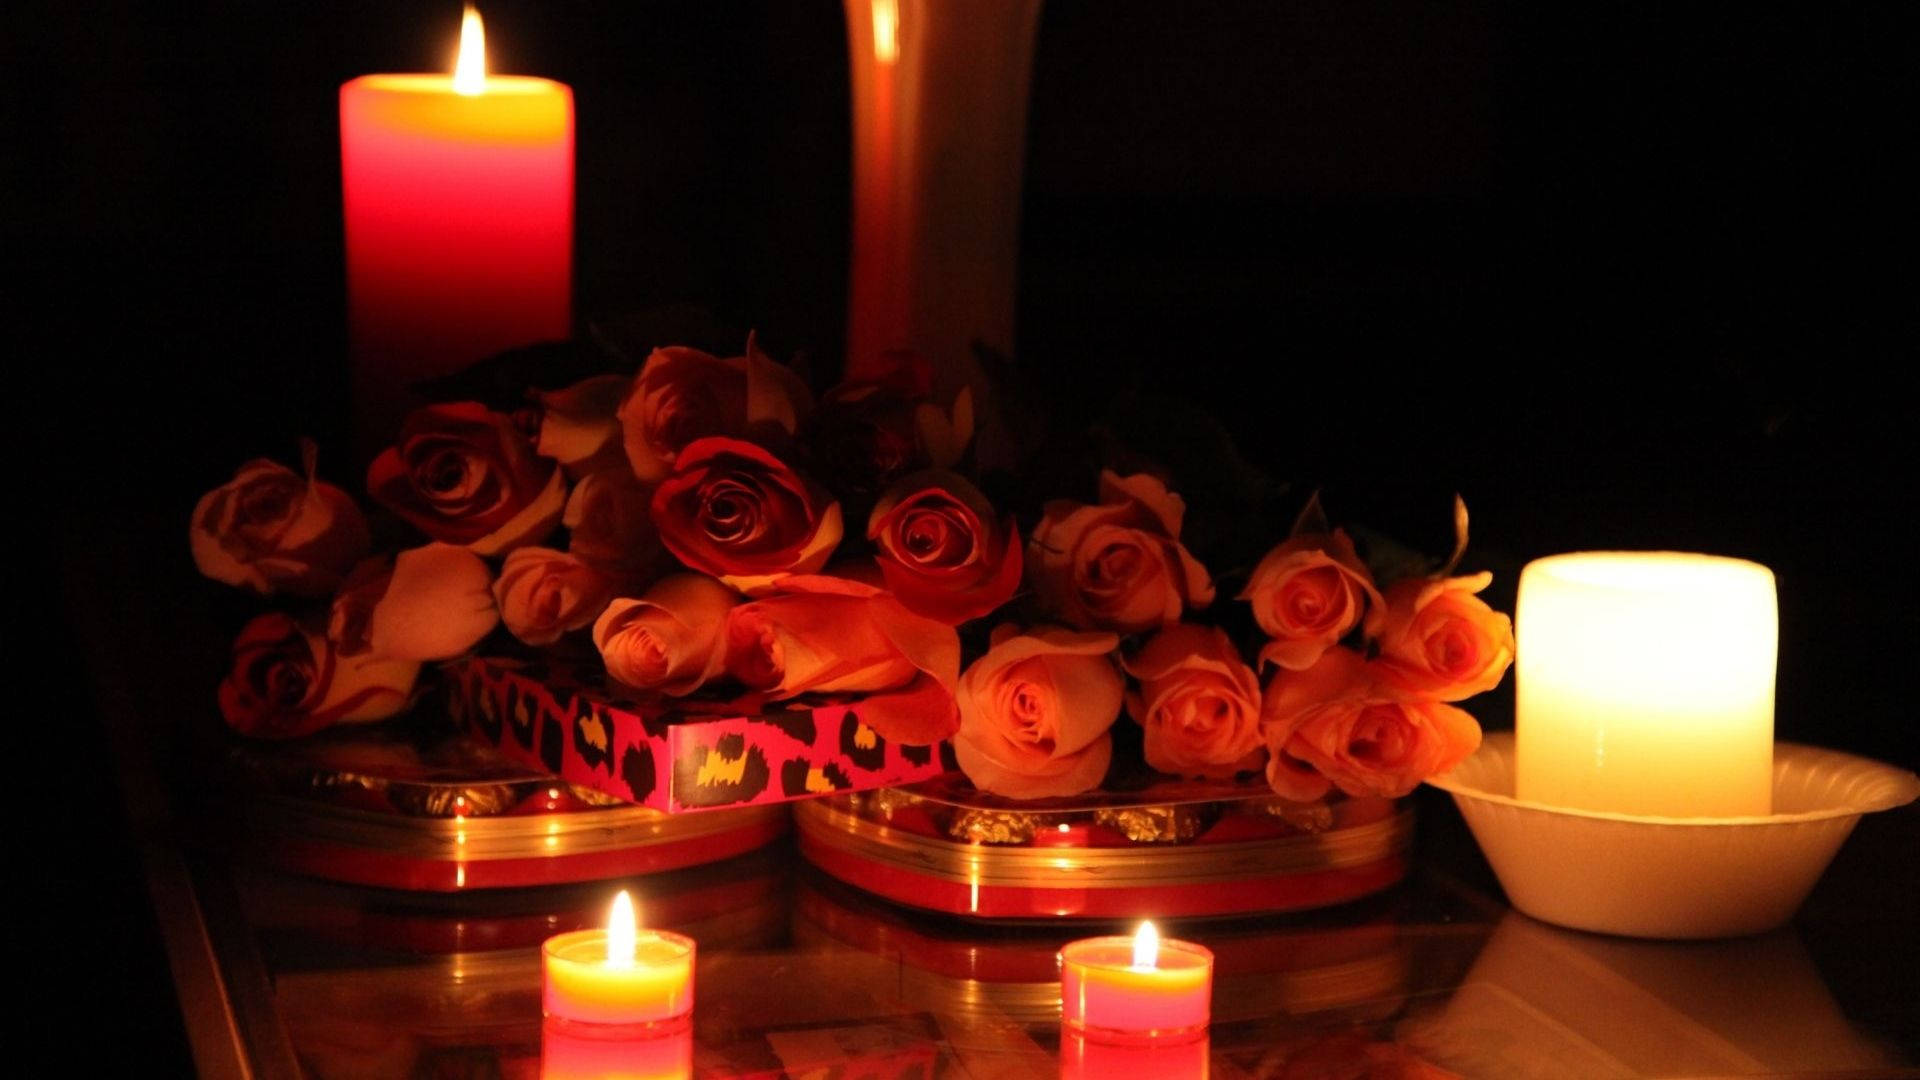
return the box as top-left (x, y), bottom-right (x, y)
top-left (193, 336), bottom-right (1512, 805)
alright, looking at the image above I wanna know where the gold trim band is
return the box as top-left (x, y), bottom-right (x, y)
top-left (795, 799), bottom-right (1411, 888)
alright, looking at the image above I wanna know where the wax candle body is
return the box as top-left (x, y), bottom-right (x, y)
top-left (1060, 937), bottom-right (1212, 1043)
top-left (341, 73), bottom-right (573, 447)
top-left (543, 929), bottom-right (695, 1028)
top-left (541, 1020), bottom-right (693, 1080)
top-left (1516, 552), bottom-right (1776, 816)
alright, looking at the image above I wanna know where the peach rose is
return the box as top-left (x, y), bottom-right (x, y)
top-left (534, 373), bottom-right (631, 476)
top-left (367, 402), bottom-right (566, 556)
top-left (219, 613), bottom-right (420, 738)
top-left (1027, 471), bottom-right (1214, 633)
top-left (953, 624), bottom-right (1124, 798)
top-left (1124, 623), bottom-right (1264, 778)
top-left (492, 547), bottom-right (619, 647)
top-left (1242, 529), bottom-right (1384, 671)
top-left (329, 543), bottom-right (498, 660)
top-left (867, 471), bottom-right (1022, 625)
top-left (1261, 647), bottom-right (1481, 800)
top-left (724, 575), bottom-right (960, 745)
top-left (563, 468), bottom-right (663, 585)
top-left (593, 574), bottom-right (739, 695)
top-left (1373, 571), bottom-right (1514, 701)
top-left (618, 339), bottom-right (812, 482)
top-left (651, 437), bottom-right (843, 593)
top-left (190, 445), bottom-right (370, 597)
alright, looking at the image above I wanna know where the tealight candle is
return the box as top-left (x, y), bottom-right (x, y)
top-left (542, 891), bottom-right (695, 1033)
top-left (341, 4), bottom-right (574, 451)
top-left (1516, 552), bottom-right (1777, 817)
top-left (1060, 922), bottom-right (1213, 1045)
top-left (1061, 1030), bottom-right (1209, 1079)
top-left (541, 1019), bottom-right (693, 1080)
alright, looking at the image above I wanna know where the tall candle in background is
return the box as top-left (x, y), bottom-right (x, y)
top-left (1516, 552), bottom-right (1776, 816)
top-left (342, 5), bottom-right (573, 455)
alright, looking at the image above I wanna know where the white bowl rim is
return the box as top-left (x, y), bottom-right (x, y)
top-left (1424, 732), bottom-right (1920, 827)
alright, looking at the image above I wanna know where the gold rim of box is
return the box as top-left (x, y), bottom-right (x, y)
top-left (247, 795), bottom-right (788, 861)
top-left (794, 799), bottom-right (1412, 887)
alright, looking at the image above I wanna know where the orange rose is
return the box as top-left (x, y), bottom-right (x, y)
top-left (1027, 471), bottom-right (1214, 633)
top-left (563, 468), bottom-right (663, 586)
top-left (534, 373), bottom-right (631, 476)
top-left (1242, 529), bottom-right (1383, 671)
top-left (219, 613), bottom-right (420, 738)
top-left (329, 543), bottom-right (498, 660)
top-left (953, 625), bottom-right (1124, 798)
top-left (868, 471), bottom-right (1022, 625)
top-left (367, 402), bottom-right (566, 556)
top-left (1373, 571), bottom-right (1514, 700)
top-left (492, 547), bottom-right (619, 647)
top-left (1261, 648), bottom-right (1481, 800)
top-left (190, 446), bottom-right (370, 597)
top-left (1124, 623), bottom-right (1264, 778)
top-left (724, 575), bottom-right (959, 745)
top-left (651, 437), bottom-right (843, 593)
top-left (593, 574), bottom-right (739, 695)
top-left (618, 340), bottom-right (812, 482)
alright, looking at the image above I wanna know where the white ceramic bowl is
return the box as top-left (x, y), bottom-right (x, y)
top-left (1426, 733), bottom-right (1920, 939)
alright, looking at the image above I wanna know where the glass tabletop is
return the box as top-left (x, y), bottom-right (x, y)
top-left (165, 788), bottom-right (1917, 1079)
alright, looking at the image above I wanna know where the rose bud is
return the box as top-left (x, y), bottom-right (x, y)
top-left (1027, 471), bottom-right (1214, 633)
top-left (1373, 571), bottom-right (1514, 701)
top-left (493, 547), bottom-right (619, 647)
top-left (1261, 647), bottom-right (1481, 801)
top-left (867, 471), bottom-right (1022, 625)
top-left (190, 444), bottom-right (370, 597)
top-left (651, 437), bottom-right (844, 594)
top-left (952, 624), bottom-right (1124, 799)
top-left (1242, 528), bottom-right (1383, 671)
top-left (219, 612), bottom-right (420, 739)
top-left (724, 575), bottom-right (960, 745)
top-left (563, 468), bottom-right (663, 587)
top-left (329, 543), bottom-right (498, 660)
top-left (593, 574), bottom-right (739, 695)
top-left (1124, 623), bottom-right (1264, 779)
top-left (533, 373), bottom-right (631, 476)
top-left (367, 402), bottom-right (566, 556)
top-left (618, 339), bottom-right (813, 483)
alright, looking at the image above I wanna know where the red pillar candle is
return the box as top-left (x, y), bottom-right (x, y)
top-left (341, 5), bottom-right (573, 450)
top-left (1060, 922), bottom-right (1213, 1045)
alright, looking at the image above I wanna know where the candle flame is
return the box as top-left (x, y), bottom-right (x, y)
top-left (453, 5), bottom-right (487, 95)
top-left (607, 890), bottom-right (637, 968)
top-left (1131, 921), bottom-right (1159, 970)
top-left (871, 0), bottom-right (899, 63)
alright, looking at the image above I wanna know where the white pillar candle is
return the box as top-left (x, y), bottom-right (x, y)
top-left (1516, 552), bottom-right (1776, 817)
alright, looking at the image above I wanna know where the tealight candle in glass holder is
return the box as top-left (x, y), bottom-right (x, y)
top-left (542, 891), bottom-right (695, 1034)
top-left (1060, 922), bottom-right (1213, 1045)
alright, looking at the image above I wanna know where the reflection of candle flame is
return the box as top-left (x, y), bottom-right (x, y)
top-left (453, 5), bottom-right (487, 94)
top-left (871, 0), bottom-right (899, 63)
top-left (607, 890), bottom-right (637, 968)
top-left (1132, 921), bottom-right (1159, 970)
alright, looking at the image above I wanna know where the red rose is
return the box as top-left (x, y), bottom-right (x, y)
top-left (723, 575), bottom-right (960, 745)
top-left (367, 402), bottom-right (566, 556)
top-left (867, 471), bottom-right (1022, 625)
top-left (219, 613), bottom-right (420, 739)
top-left (811, 351), bottom-right (937, 497)
top-left (1260, 647), bottom-right (1481, 801)
top-left (651, 437), bottom-right (843, 593)
top-left (1373, 571), bottom-right (1514, 701)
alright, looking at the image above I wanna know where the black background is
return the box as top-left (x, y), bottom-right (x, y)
top-left (10, 0), bottom-right (1913, 1069)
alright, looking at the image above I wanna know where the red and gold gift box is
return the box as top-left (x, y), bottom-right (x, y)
top-left (796, 776), bottom-right (1414, 920)
top-left (446, 656), bottom-right (953, 814)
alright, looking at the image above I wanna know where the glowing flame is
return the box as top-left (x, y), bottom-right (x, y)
top-left (1132, 921), bottom-right (1159, 970)
top-left (453, 5), bottom-right (487, 95)
top-left (871, 0), bottom-right (899, 63)
top-left (607, 890), bottom-right (637, 968)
